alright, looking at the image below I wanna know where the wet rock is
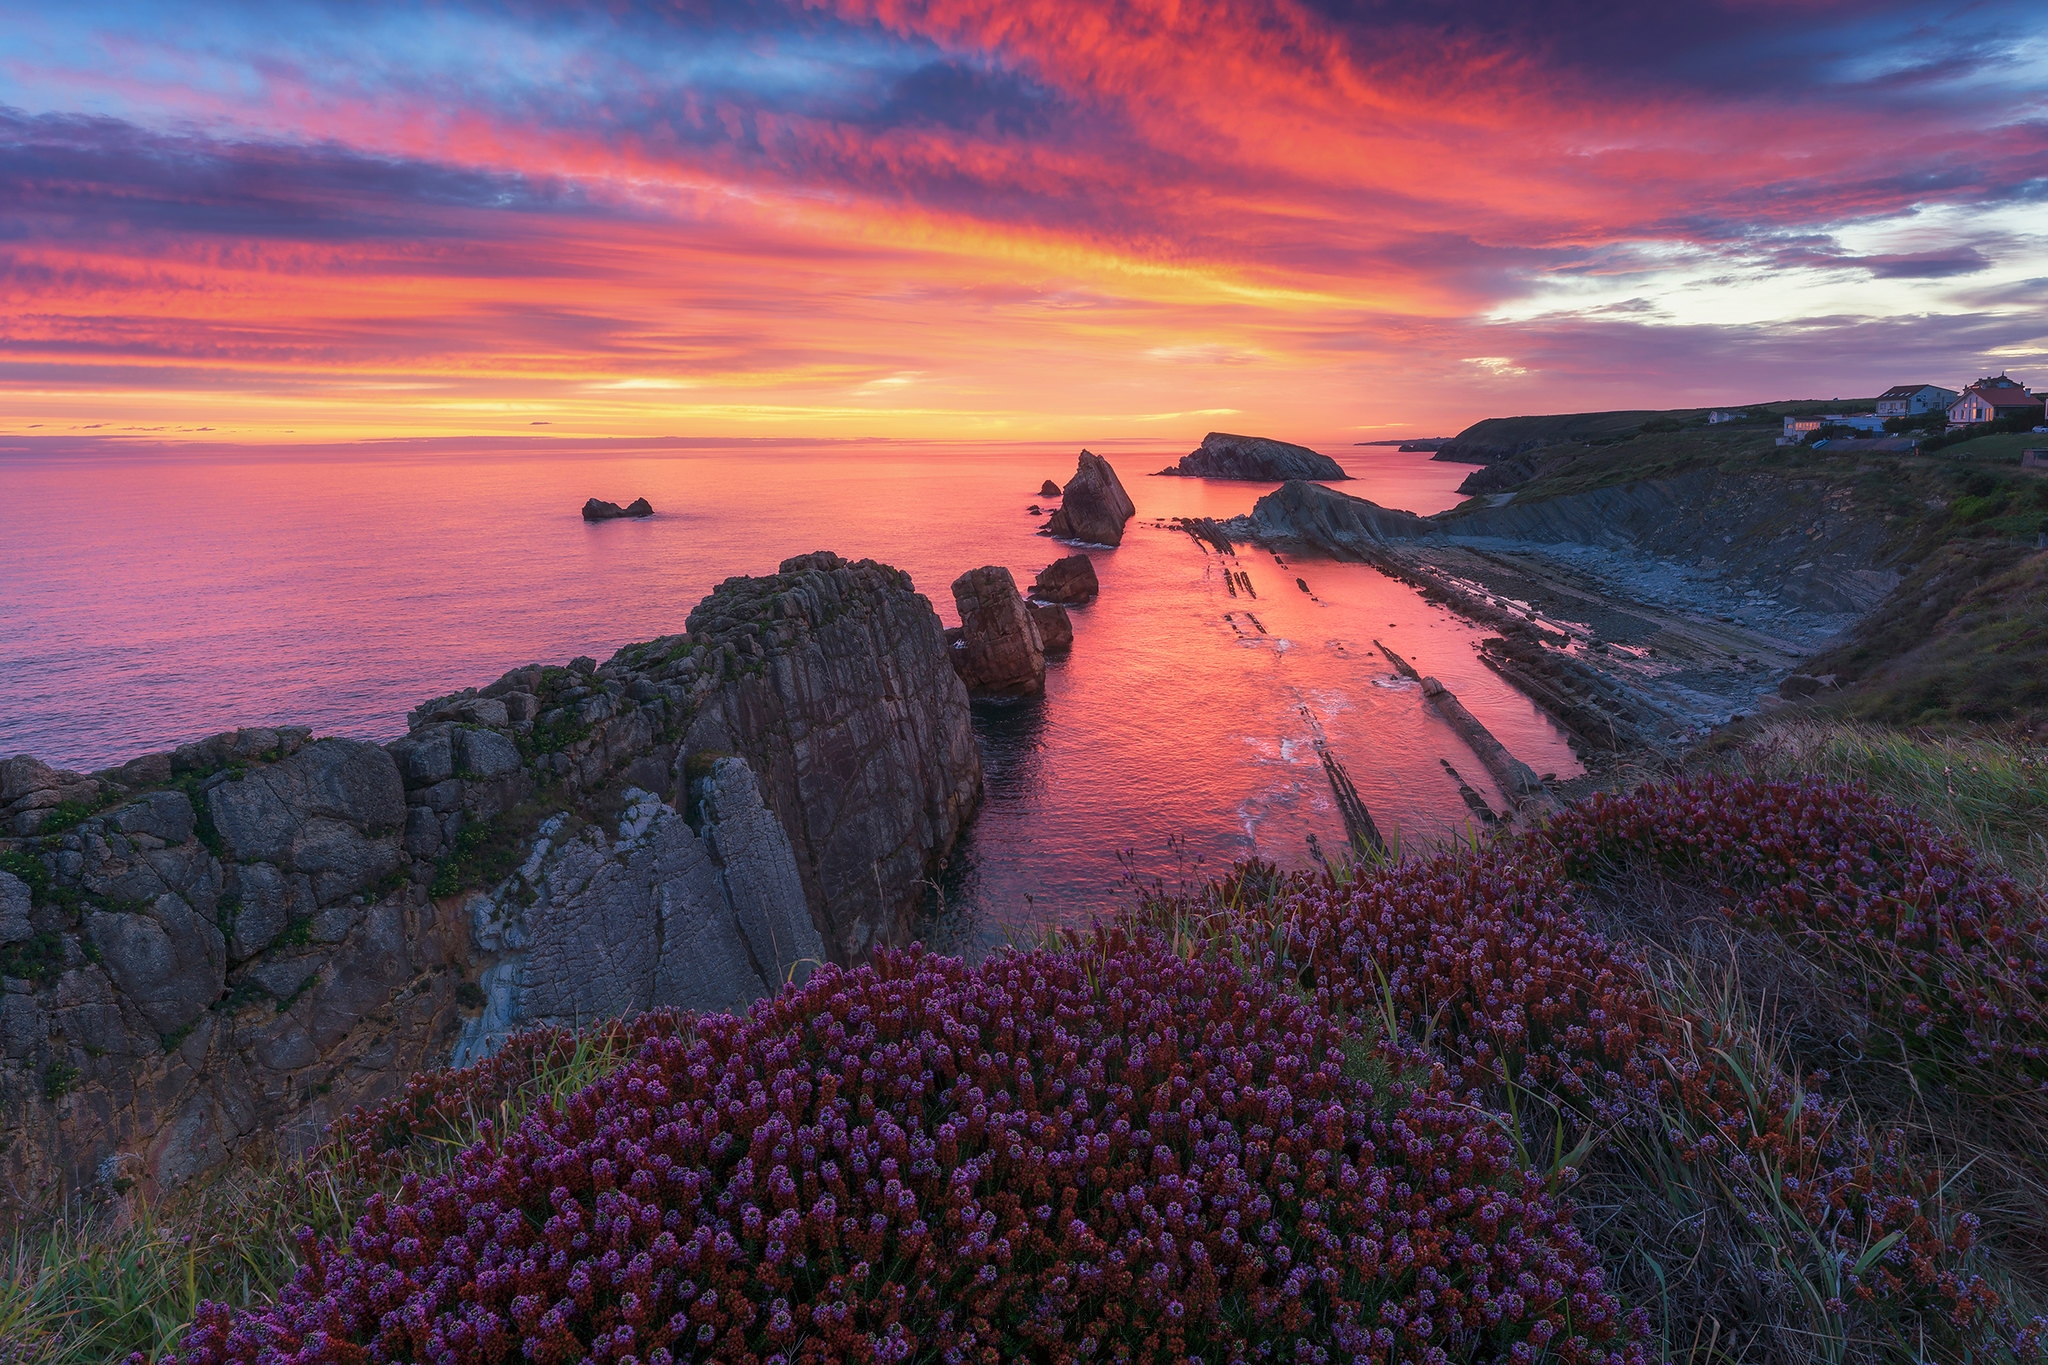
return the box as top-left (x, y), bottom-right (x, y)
top-left (950, 566), bottom-right (1046, 697)
top-left (1046, 450), bottom-right (1136, 547)
top-left (1159, 432), bottom-right (1350, 481)
top-left (1027, 600), bottom-right (1074, 653)
top-left (1040, 479), bottom-right (1062, 497)
top-left (1031, 553), bottom-right (1100, 604)
top-left (582, 497), bottom-right (654, 521)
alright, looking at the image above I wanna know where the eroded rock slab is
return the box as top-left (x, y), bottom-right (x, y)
top-left (1047, 451), bottom-right (1136, 547)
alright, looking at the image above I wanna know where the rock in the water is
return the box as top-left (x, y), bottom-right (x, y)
top-left (1158, 432), bottom-right (1349, 481)
top-left (1027, 600), bottom-right (1073, 653)
top-left (1046, 450), bottom-right (1136, 546)
top-left (582, 497), bottom-right (654, 521)
top-left (1039, 479), bottom-right (1062, 497)
top-left (950, 565), bottom-right (1046, 697)
top-left (1031, 553), bottom-right (1100, 604)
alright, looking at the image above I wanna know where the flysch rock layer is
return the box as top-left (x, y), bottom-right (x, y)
top-left (0, 551), bottom-right (978, 1208)
top-left (949, 566), bottom-right (1046, 697)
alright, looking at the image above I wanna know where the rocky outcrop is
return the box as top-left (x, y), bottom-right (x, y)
top-left (454, 758), bottom-right (822, 1066)
top-left (1027, 601), bottom-right (1073, 653)
top-left (0, 551), bottom-right (978, 1208)
top-left (1039, 479), bottom-right (1061, 497)
top-left (949, 566), bottom-right (1045, 697)
top-left (1157, 432), bottom-right (1349, 481)
top-left (583, 497), bottom-right (654, 521)
top-left (1031, 554), bottom-right (1099, 604)
top-left (1046, 451), bottom-right (1136, 547)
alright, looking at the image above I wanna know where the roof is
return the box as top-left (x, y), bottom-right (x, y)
top-left (1957, 383), bottom-right (2045, 410)
top-left (1876, 384), bottom-right (1947, 400)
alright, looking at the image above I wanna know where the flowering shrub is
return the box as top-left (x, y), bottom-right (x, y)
top-left (1235, 851), bottom-right (1996, 1333)
top-left (1543, 774), bottom-right (2048, 1084)
top-left (169, 937), bottom-right (1642, 1364)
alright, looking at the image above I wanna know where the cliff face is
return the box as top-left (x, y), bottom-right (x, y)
top-left (0, 551), bottom-right (979, 1207)
top-left (1159, 432), bottom-right (1349, 481)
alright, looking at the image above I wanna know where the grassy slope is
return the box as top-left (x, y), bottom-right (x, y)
top-left (1437, 398), bottom-right (1878, 461)
top-left (1435, 419), bottom-right (2048, 727)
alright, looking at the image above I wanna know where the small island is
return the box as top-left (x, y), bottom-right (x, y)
top-left (583, 497), bottom-right (654, 521)
top-left (1156, 431), bottom-right (1350, 481)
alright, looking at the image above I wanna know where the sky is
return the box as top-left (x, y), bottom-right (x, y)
top-left (2, 0), bottom-right (2046, 443)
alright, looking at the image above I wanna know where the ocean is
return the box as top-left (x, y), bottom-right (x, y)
top-left (0, 438), bottom-right (1580, 950)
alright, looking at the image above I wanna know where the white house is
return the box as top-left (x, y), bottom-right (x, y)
top-left (1707, 409), bottom-right (1747, 424)
top-left (1874, 384), bottom-right (1957, 417)
top-left (1948, 375), bottom-right (2044, 426)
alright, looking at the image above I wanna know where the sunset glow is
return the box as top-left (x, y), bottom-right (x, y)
top-left (4, 1), bottom-right (2046, 442)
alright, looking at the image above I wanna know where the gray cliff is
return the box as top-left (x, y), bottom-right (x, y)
top-left (0, 551), bottom-right (979, 1207)
top-left (1159, 432), bottom-right (1349, 481)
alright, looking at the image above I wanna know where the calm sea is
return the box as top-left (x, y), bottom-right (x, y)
top-left (0, 439), bottom-right (1579, 949)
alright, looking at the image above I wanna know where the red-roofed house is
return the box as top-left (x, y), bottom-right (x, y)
top-left (1948, 375), bottom-right (2044, 427)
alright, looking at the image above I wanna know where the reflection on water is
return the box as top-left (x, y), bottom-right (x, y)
top-left (0, 439), bottom-right (1581, 951)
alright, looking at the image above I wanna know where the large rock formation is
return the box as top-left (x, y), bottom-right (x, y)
top-left (1046, 451), bottom-right (1136, 547)
top-left (583, 497), bottom-right (654, 521)
top-left (0, 551), bottom-right (978, 1207)
top-left (1158, 433), bottom-right (1349, 481)
top-left (1031, 554), bottom-right (1099, 604)
top-left (948, 566), bottom-right (1046, 697)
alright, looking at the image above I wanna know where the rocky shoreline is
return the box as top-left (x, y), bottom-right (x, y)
top-left (0, 551), bottom-right (981, 1207)
top-left (1221, 476), bottom-right (1897, 756)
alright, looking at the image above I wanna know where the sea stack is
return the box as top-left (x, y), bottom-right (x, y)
top-left (1027, 600), bottom-right (1074, 652)
top-left (1039, 479), bottom-right (1062, 497)
top-left (1046, 450), bottom-right (1136, 547)
top-left (1158, 433), bottom-right (1349, 481)
top-left (949, 566), bottom-right (1046, 696)
top-left (583, 497), bottom-right (654, 521)
top-left (1031, 553), bottom-right (1100, 604)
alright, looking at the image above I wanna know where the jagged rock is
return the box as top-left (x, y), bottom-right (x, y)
top-left (1031, 554), bottom-right (1100, 604)
top-left (1046, 451), bottom-right (1136, 547)
top-left (582, 497), bottom-right (654, 521)
top-left (1039, 479), bottom-right (1061, 497)
top-left (1027, 600), bottom-right (1074, 653)
top-left (1, 755), bottom-right (99, 835)
top-left (681, 552), bottom-right (982, 960)
top-left (698, 757), bottom-right (824, 993)
top-left (950, 566), bottom-right (1046, 697)
top-left (1158, 432), bottom-right (1350, 481)
top-left (0, 870), bottom-right (30, 945)
top-left (207, 740), bottom-right (405, 904)
top-left (85, 893), bottom-right (225, 1036)
top-left (454, 769), bottom-right (824, 1065)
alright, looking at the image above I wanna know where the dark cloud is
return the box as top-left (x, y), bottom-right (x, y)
top-left (0, 108), bottom-right (601, 245)
top-left (1849, 247), bottom-right (1992, 278)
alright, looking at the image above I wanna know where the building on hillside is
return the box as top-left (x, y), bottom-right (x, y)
top-left (1707, 409), bottom-right (1747, 424)
top-left (1779, 412), bottom-right (1885, 446)
top-left (1874, 384), bottom-right (1958, 417)
top-left (1948, 375), bottom-right (2044, 427)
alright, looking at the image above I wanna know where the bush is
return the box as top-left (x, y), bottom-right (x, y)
top-left (167, 938), bottom-right (1641, 1364)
